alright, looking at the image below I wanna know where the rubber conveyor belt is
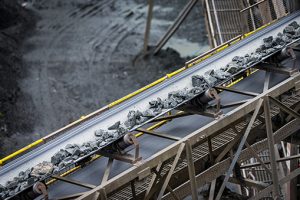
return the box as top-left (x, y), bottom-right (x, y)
top-left (48, 69), bottom-right (298, 198)
top-left (1, 10), bottom-right (300, 195)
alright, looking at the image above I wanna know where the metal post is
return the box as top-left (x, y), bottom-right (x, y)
top-left (185, 139), bottom-right (199, 200)
top-left (287, 140), bottom-right (298, 200)
top-left (211, 0), bottom-right (223, 43)
top-left (100, 158), bottom-right (113, 186)
top-left (143, 0), bottom-right (153, 54)
top-left (263, 96), bottom-right (280, 199)
top-left (154, 0), bottom-right (198, 54)
top-left (205, 0), bottom-right (217, 47)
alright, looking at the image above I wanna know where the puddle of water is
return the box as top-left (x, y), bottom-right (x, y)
top-left (163, 37), bottom-right (210, 57)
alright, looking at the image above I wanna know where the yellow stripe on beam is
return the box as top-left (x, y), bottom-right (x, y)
top-left (0, 139), bottom-right (44, 166)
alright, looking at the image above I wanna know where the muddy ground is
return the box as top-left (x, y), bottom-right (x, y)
top-left (0, 0), bottom-right (209, 156)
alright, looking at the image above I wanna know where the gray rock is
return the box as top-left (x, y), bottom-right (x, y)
top-left (65, 144), bottom-right (78, 155)
top-left (263, 36), bottom-right (273, 48)
top-left (8, 190), bottom-right (15, 197)
top-left (80, 146), bottom-right (90, 155)
top-left (58, 161), bottom-right (65, 169)
top-left (108, 121), bottom-right (120, 130)
top-left (203, 74), bottom-right (218, 86)
top-left (98, 141), bottom-right (107, 147)
top-left (51, 149), bottom-right (68, 165)
top-left (294, 27), bottom-right (300, 38)
top-left (24, 168), bottom-right (32, 179)
top-left (284, 25), bottom-right (295, 35)
top-left (89, 141), bottom-right (98, 150)
top-left (210, 69), bottom-right (231, 80)
top-left (62, 157), bottom-right (73, 166)
top-left (169, 97), bottom-right (178, 108)
top-left (0, 184), bottom-right (5, 193)
top-left (19, 182), bottom-right (28, 191)
top-left (125, 110), bottom-right (137, 129)
top-left (52, 166), bottom-right (60, 174)
top-left (95, 129), bottom-right (106, 137)
top-left (27, 177), bottom-right (35, 186)
top-left (224, 62), bottom-right (242, 74)
top-left (192, 75), bottom-right (207, 87)
top-left (14, 185), bottom-right (20, 193)
top-left (72, 147), bottom-right (81, 156)
top-left (142, 109), bottom-right (157, 117)
top-left (6, 181), bottom-right (18, 190)
top-left (65, 144), bottom-right (76, 149)
top-left (135, 116), bottom-right (148, 125)
top-left (252, 53), bottom-right (263, 62)
top-left (31, 161), bottom-right (54, 177)
top-left (162, 99), bottom-right (170, 109)
top-left (149, 98), bottom-right (162, 108)
top-left (274, 36), bottom-right (285, 46)
top-left (189, 87), bottom-right (203, 95)
top-left (289, 21), bottom-right (300, 29)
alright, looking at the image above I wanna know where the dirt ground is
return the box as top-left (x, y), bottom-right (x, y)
top-left (0, 0), bottom-right (209, 156)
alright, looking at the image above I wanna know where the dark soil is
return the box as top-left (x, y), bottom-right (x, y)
top-left (0, 0), bottom-right (209, 157)
top-left (0, 0), bottom-right (37, 156)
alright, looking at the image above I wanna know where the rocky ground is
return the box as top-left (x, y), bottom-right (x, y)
top-left (0, 0), bottom-right (209, 157)
top-left (0, 0), bottom-right (37, 156)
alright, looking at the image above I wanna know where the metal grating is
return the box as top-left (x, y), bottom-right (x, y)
top-left (107, 93), bottom-right (300, 200)
top-left (205, 0), bottom-right (290, 47)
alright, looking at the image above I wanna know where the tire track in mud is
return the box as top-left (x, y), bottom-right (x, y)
top-left (35, 0), bottom-right (116, 132)
top-left (79, 22), bottom-right (123, 105)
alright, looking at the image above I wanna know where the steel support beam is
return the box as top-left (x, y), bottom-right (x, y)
top-left (250, 168), bottom-right (300, 200)
top-left (100, 158), bottom-right (113, 186)
top-left (151, 112), bottom-right (192, 122)
top-left (245, 142), bottom-right (272, 176)
top-left (77, 74), bottom-right (300, 200)
top-left (143, 0), bottom-right (153, 54)
top-left (137, 128), bottom-right (181, 141)
top-left (153, 0), bottom-right (198, 54)
top-left (164, 119), bottom-right (300, 199)
top-left (215, 99), bottom-right (263, 200)
top-left (269, 96), bottom-right (300, 119)
top-left (185, 139), bottom-right (198, 200)
top-left (157, 143), bottom-right (185, 200)
top-left (264, 96), bottom-right (280, 199)
top-left (240, 154), bottom-right (300, 169)
top-left (215, 86), bottom-right (259, 97)
top-left (51, 175), bottom-right (96, 189)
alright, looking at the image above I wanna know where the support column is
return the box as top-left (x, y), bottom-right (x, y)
top-left (185, 139), bottom-right (199, 200)
top-left (264, 96), bottom-right (280, 199)
top-left (143, 0), bottom-right (153, 54)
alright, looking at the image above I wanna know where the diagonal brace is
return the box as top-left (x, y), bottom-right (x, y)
top-left (157, 143), bottom-right (185, 199)
top-left (269, 96), bottom-right (300, 119)
top-left (215, 99), bottom-right (263, 200)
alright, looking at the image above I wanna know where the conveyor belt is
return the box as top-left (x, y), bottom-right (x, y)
top-left (47, 69), bottom-right (300, 199)
top-left (1, 11), bottom-right (300, 199)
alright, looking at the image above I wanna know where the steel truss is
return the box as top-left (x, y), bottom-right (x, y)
top-left (51, 59), bottom-right (300, 199)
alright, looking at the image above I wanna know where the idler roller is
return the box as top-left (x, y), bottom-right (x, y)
top-left (12, 182), bottom-right (48, 200)
top-left (115, 134), bottom-right (133, 150)
top-left (189, 89), bottom-right (216, 109)
top-left (198, 89), bottom-right (215, 104)
top-left (276, 47), bottom-right (293, 61)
